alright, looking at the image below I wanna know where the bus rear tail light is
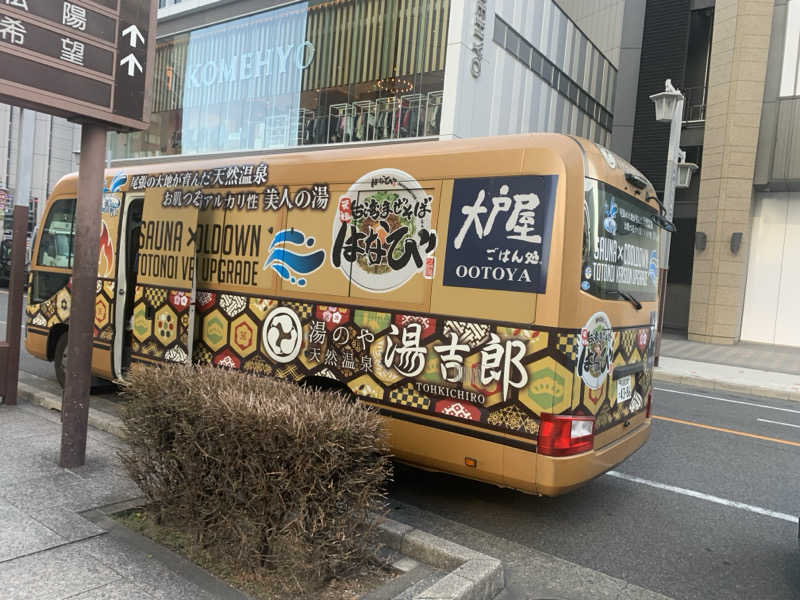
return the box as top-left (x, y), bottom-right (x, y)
top-left (537, 414), bottom-right (594, 457)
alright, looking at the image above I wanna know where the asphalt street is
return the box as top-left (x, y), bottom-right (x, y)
top-left (0, 288), bottom-right (53, 381)
top-left (388, 385), bottom-right (800, 600)
top-left (2, 288), bottom-right (798, 599)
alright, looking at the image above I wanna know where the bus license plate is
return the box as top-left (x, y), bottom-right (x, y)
top-left (616, 376), bottom-right (632, 403)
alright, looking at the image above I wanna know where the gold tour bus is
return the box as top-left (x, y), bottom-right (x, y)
top-left (25, 134), bottom-right (670, 496)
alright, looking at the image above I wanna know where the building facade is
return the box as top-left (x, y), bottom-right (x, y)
top-left (741, 0), bottom-right (799, 347)
top-left (0, 106), bottom-right (81, 236)
top-left (630, 0), bottom-right (798, 348)
top-left (111, 0), bottom-right (631, 161)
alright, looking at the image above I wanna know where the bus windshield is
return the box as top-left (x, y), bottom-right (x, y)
top-left (582, 178), bottom-right (659, 302)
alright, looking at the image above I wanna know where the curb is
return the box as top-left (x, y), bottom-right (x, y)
top-left (377, 517), bottom-right (504, 600)
top-left (17, 381), bottom-right (128, 439)
top-left (82, 500), bottom-right (254, 600)
top-left (653, 369), bottom-right (800, 402)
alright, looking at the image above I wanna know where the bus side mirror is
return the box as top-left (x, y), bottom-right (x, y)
top-left (650, 213), bottom-right (676, 233)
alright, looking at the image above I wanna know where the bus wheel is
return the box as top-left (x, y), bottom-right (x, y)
top-left (54, 333), bottom-right (68, 388)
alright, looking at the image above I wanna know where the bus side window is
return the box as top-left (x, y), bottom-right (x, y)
top-left (37, 198), bottom-right (76, 268)
top-left (30, 271), bottom-right (70, 303)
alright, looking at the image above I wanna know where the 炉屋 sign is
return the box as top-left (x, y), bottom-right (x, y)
top-left (0, 0), bottom-right (156, 131)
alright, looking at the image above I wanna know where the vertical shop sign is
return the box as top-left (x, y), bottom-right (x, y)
top-left (471, 0), bottom-right (487, 78)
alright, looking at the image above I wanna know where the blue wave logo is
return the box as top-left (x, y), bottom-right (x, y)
top-left (101, 172), bottom-right (126, 215)
top-left (104, 172), bottom-right (127, 194)
top-left (263, 229), bottom-right (326, 287)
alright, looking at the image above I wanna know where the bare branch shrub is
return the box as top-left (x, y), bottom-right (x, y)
top-left (119, 363), bottom-right (392, 587)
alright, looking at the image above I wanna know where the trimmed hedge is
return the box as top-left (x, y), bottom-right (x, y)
top-left (118, 363), bottom-right (392, 587)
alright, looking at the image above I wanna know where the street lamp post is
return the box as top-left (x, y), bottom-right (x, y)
top-left (649, 80), bottom-right (698, 365)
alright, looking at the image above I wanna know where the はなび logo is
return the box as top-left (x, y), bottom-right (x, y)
top-left (331, 168), bottom-right (437, 293)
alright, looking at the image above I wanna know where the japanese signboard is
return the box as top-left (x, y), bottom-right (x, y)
top-left (442, 175), bottom-right (557, 293)
top-left (0, 0), bottom-right (156, 131)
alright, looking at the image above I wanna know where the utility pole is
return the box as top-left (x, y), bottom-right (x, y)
top-left (649, 80), bottom-right (698, 365)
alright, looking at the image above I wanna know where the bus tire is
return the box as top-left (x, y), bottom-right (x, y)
top-left (54, 332), bottom-right (68, 389)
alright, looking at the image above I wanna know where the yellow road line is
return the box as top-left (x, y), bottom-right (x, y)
top-left (652, 415), bottom-right (800, 448)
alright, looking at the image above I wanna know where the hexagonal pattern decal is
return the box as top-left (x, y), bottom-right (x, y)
top-left (202, 309), bottom-right (228, 352)
top-left (56, 289), bottom-right (71, 322)
top-left (95, 295), bottom-right (110, 330)
top-left (522, 357), bottom-right (572, 415)
top-left (154, 305), bottom-right (178, 347)
top-left (23, 278), bottom-right (653, 443)
top-left (132, 303), bottom-right (151, 343)
top-left (214, 348), bottom-right (241, 369)
top-left (230, 314), bottom-right (258, 358)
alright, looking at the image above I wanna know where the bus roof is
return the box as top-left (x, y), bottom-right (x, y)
top-left (51, 133), bottom-right (656, 206)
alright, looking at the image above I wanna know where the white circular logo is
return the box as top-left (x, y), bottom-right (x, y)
top-left (331, 168), bottom-right (434, 293)
top-left (262, 307), bottom-right (302, 364)
top-left (576, 311), bottom-right (614, 390)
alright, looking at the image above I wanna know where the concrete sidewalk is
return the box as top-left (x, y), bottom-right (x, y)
top-left (0, 398), bottom-right (271, 600)
top-left (655, 335), bottom-right (800, 401)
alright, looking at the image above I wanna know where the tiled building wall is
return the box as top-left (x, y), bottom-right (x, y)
top-left (687, 0), bottom-right (774, 344)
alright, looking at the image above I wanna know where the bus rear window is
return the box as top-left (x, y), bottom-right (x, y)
top-left (37, 198), bottom-right (76, 268)
top-left (581, 179), bottom-right (658, 302)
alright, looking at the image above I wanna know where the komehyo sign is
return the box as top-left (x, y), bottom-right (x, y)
top-left (0, 0), bottom-right (157, 130)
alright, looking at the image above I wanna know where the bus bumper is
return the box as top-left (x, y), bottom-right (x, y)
top-left (534, 419), bottom-right (651, 496)
top-left (25, 329), bottom-right (48, 360)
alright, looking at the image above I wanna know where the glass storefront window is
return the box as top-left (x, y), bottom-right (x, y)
top-left (113, 0), bottom-right (451, 159)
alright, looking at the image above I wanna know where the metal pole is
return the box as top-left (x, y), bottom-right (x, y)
top-left (660, 96), bottom-right (683, 271)
top-left (3, 109), bottom-right (35, 405)
top-left (60, 122), bottom-right (106, 468)
top-left (654, 96), bottom-right (684, 366)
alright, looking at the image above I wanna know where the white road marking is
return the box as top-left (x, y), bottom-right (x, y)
top-left (606, 471), bottom-right (798, 524)
top-left (654, 387), bottom-right (800, 415)
top-left (757, 418), bottom-right (800, 430)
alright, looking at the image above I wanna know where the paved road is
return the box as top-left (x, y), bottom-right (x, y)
top-left (388, 385), bottom-right (800, 599)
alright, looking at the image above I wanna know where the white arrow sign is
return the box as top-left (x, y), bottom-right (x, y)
top-left (120, 53), bottom-right (142, 77)
top-left (122, 24), bottom-right (144, 48)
